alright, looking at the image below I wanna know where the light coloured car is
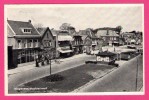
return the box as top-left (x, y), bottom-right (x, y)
top-left (90, 50), bottom-right (99, 55)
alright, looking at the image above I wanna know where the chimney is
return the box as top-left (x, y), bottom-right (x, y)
top-left (28, 20), bottom-right (31, 23)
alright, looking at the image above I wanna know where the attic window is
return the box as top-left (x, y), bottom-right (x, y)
top-left (22, 28), bottom-right (32, 33)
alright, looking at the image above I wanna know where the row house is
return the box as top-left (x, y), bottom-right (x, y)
top-left (37, 27), bottom-right (56, 58)
top-left (51, 30), bottom-right (73, 57)
top-left (72, 34), bottom-right (83, 54)
top-left (7, 20), bottom-right (41, 69)
top-left (79, 29), bottom-right (103, 54)
top-left (96, 28), bottom-right (120, 46)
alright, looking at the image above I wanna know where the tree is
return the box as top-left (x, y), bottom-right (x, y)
top-left (59, 23), bottom-right (76, 34)
top-left (60, 23), bottom-right (71, 30)
top-left (115, 26), bottom-right (123, 33)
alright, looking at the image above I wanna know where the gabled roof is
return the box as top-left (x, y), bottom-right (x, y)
top-left (81, 34), bottom-right (89, 40)
top-left (37, 27), bottom-right (48, 36)
top-left (37, 27), bottom-right (54, 39)
top-left (51, 30), bottom-right (59, 36)
top-left (7, 20), bottom-right (40, 36)
top-left (51, 30), bottom-right (70, 36)
top-left (95, 27), bottom-right (117, 32)
top-left (97, 30), bottom-right (119, 37)
top-left (78, 29), bottom-right (98, 39)
top-left (51, 29), bottom-right (73, 41)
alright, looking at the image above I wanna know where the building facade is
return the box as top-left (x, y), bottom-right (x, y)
top-left (51, 30), bottom-right (73, 57)
top-left (80, 29), bottom-right (103, 54)
top-left (7, 20), bottom-right (41, 69)
top-left (37, 27), bottom-right (56, 59)
top-left (96, 29), bottom-right (120, 46)
top-left (72, 34), bottom-right (83, 54)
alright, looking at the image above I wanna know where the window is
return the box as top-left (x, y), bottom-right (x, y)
top-left (18, 40), bottom-right (21, 49)
top-left (22, 28), bottom-right (32, 33)
top-left (48, 41), bottom-right (52, 47)
top-left (114, 37), bottom-right (117, 40)
top-left (22, 40), bottom-right (27, 48)
top-left (102, 37), bottom-right (106, 41)
top-left (23, 41), bottom-right (26, 48)
top-left (110, 37), bottom-right (113, 40)
top-left (34, 40), bottom-right (38, 47)
top-left (44, 40), bottom-right (51, 47)
top-left (29, 40), bottom-right (33, 48)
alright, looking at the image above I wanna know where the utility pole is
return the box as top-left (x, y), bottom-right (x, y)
top-left (135, 56), bottom-right (139, 91)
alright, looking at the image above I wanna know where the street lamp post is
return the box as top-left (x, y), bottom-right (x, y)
top-left (50, 56), bottom-right (51, 75)
top-left (49, 49), bottom-right (53, 75)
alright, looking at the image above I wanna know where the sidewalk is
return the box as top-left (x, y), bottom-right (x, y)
top-left (8, 53), bottom-right (87, 75)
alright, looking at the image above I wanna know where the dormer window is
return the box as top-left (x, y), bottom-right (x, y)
top-left (22, 28), bottom-right (32, 33)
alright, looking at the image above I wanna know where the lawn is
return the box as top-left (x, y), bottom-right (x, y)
top-left (16, 64), bottom-right (116, 93)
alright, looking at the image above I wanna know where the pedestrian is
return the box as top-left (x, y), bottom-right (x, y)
top-left (46, 55), bottom-right (49, 65)
top-left (41, 54), bottom-right (45, 66)
top-left (35, 55), bottom-right (39, 67)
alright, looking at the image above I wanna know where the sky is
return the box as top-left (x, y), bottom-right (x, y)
top-left (6, 4), bottom-right (143, 32)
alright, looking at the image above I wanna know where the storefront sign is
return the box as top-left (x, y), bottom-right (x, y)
top-left (96, 56), bottom-right (110, 62)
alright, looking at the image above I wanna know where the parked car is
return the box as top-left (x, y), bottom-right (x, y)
top-left (90, 50), bottom-right (99, 55)
top-left (120, 51), bottom-right (138, 60)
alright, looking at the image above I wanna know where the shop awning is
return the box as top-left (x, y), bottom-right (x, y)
top-left (58, 49), bottom-right (73, 53)
top-left (58, 35), bottom-right (73, 41)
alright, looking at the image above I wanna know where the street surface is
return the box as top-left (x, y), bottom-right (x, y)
top-left (8, 54), bottom-right (95, 93)
top-left (77, 55), bottom-right (143, 92)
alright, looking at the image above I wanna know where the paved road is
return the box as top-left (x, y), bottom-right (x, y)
top-left (77, 55), bottom-right (143, 92)
top-left (8, 54), bottom-right (95, 93)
